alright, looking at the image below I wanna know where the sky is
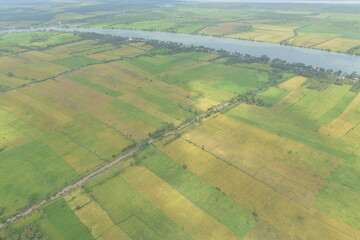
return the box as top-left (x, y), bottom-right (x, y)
top-left (185, 0), bottom-right (360, 3)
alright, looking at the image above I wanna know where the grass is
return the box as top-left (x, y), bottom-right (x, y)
top-left (212, 68), bottom-right (268, 94)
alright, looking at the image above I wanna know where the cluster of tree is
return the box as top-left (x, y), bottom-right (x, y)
top-left (268, 70), bottom-right (284, 86)
top-left (163, 133), bottom-right (181, 146)
top-left (235, 25), bottom-right (253, 33)
top-left (347, 45), bottom-right (360, 55)
top-left (148, 122), bottom-right (176, 139)
top-left (145, 39), bottom-right (215, 55)
top-left (2, 224), bottom-right (46, 240)
top-left (177, 103), bottom-right (199, 115)
top-left (350, 82), bottom-right (360, 92)
top-left (74, 32), bottom-right (128, 47)
top-left (224, 54), bottom-right (270, 65)
top-left (238, 90), bottom-right (265, 106)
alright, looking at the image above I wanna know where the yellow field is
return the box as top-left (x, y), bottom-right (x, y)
top-left (315, 38), bottom-right (360, 52)
top-left (319, 118), bottom-right (355, 138)
top-left (119, 92), bottom-right (181, 124)
top-left (157, 136), bottom-right (321, 208)
top-left (226, 28), bottom-right (293, 43)
top-left (0, 57), bottom-right (68, 80)
top-left (88, 43), bottom-right (150, 60)
top-left (65, 189), bottom-right (130, 240)
top-left (194, 97), bottom-right (220, 111)
top-left (279, 76), bottom-right (307, 90)
top-left (319, 93), bottom-right (360, 138)
top-left (186, 114), bottom-right (343, 179)
top-left (199, 22), bottom-right (250, 36)
top-left (44, 40), bottom-right (95, 56)
top-left (0, 92), bottom-right (68, 131)
top-left (338, 92), bottom-right (360, 124)
top-left (287, 33), bottom-right (339, 47)
top-left (122, 165), bottom-right (241, 240)
top-left (258, 195), bottom-right (355, 240)
top-left (0, 109), bottom-right (35, 150)
top-left (19, 51), bottom-right (60, 62)
top-left (114, 116), bottom-right (156, 139)
top-left (152, 134), bottom-right (359, 239)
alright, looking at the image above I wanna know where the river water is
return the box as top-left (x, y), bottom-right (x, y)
top-left (1, 27), bottom-right (359, 73)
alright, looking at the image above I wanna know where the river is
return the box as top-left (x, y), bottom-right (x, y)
top-left (1, 27), bottom-right (359, 73)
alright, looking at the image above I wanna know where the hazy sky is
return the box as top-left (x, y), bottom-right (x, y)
top-left (185, 0), bottom-right (360, 3)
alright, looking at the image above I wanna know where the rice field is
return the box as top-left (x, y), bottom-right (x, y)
top-left (1, 27), bottom-right (359, 240)
top-left (0, 31), bottom-right (277, 225)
